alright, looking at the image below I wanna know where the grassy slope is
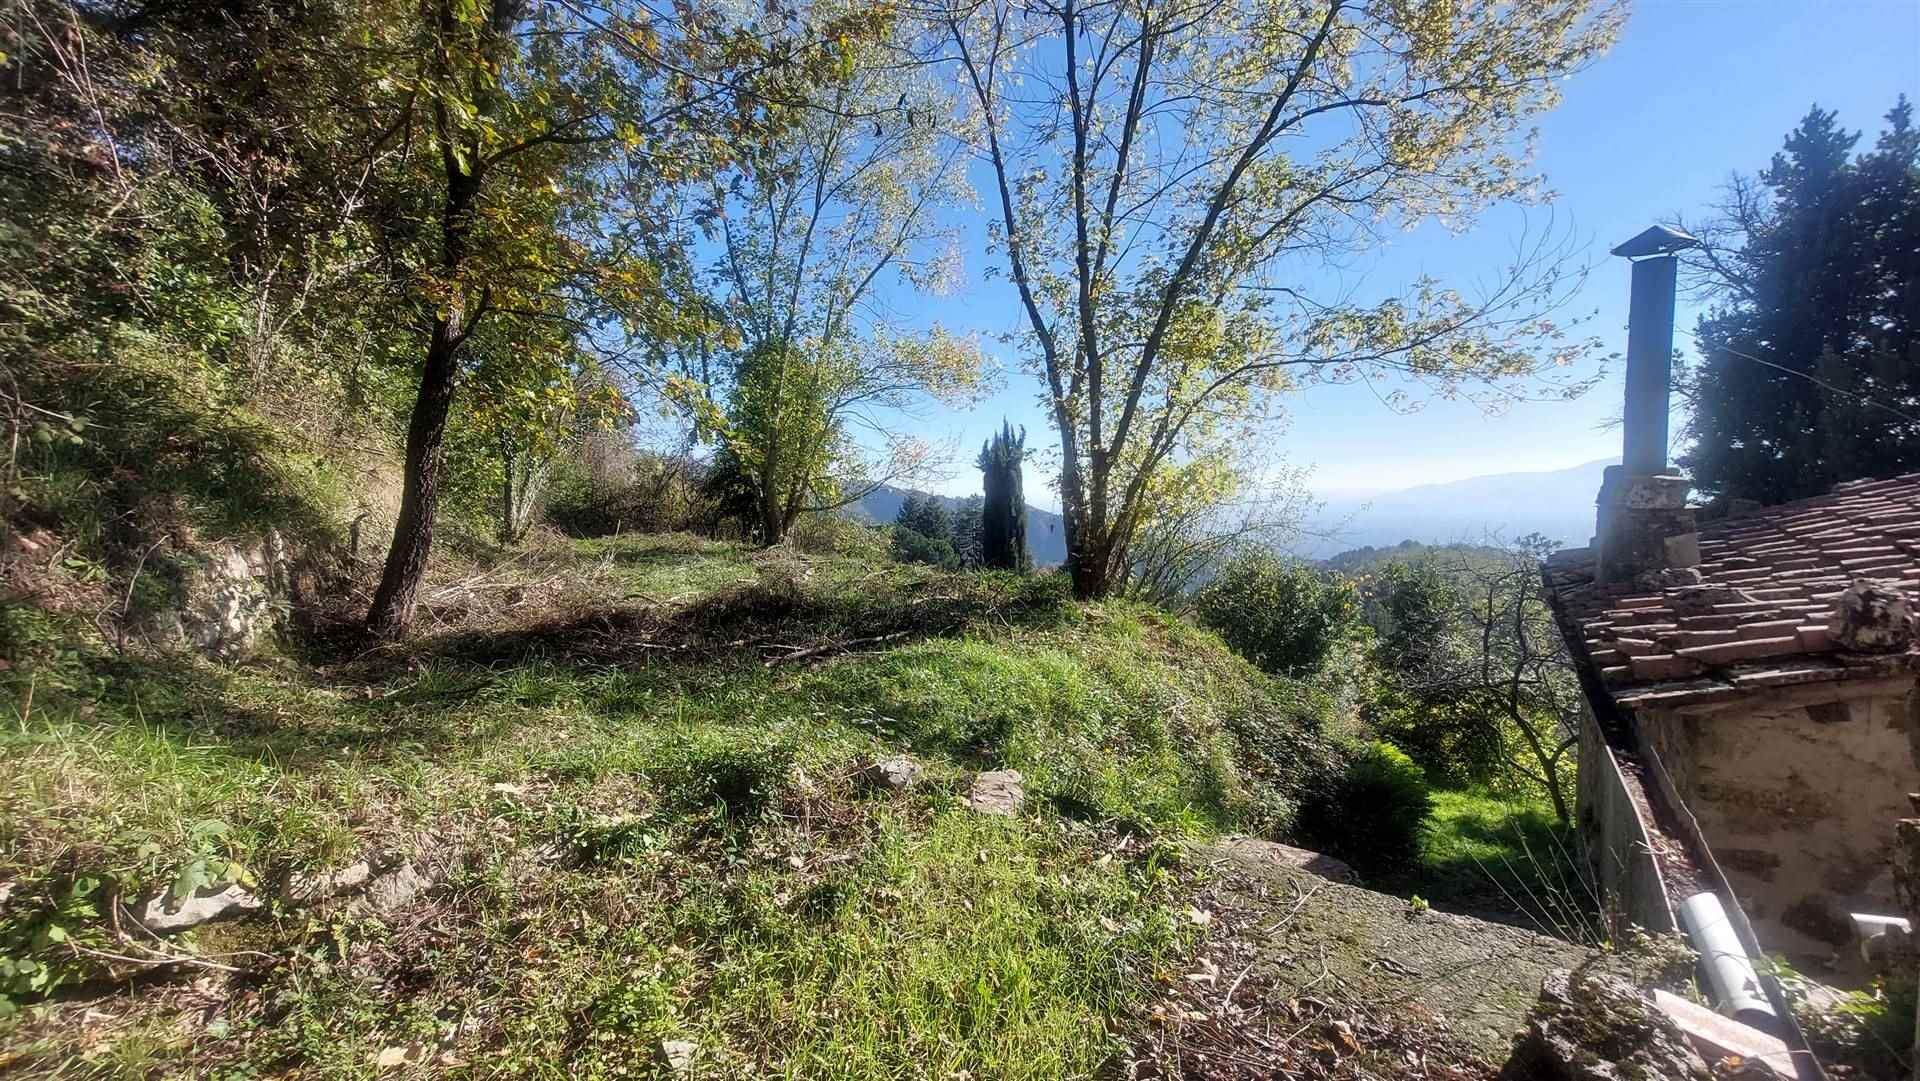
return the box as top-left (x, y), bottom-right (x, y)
top-left (0, 535), bottom-right (1339, 1078)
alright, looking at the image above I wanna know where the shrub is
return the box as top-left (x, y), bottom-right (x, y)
top-left (788, 512), bottom-right (889, 561)
top-left (1193, 553), bottom-right (1361, 677)
top-left (1299, 741), bottom-right (1432, 872)
top-left (544, 451), bottom-right (717, 537)
top-left (890, 526), bottom-right (960, 570)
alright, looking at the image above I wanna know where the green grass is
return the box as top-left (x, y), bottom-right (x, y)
top-left (0, 535), bottom-right (1332, 1077)
top-left (1398, 787), bottom-right (1601, 943)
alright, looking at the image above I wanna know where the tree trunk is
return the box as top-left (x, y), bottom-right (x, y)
top-left (760, 485), bottom-right (786, 546)
top-left (365, 161), bottom-right (480, 638)
top-left (1070, 539), bottom-right (1112, 600)
top-left (499, 448), bottom-right (517, 545)
top-left (366, 317), bottom-right (462, 638)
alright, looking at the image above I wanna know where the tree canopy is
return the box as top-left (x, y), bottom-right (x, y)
top-left (933, 0), bottom-right (1622, 597)
top-left (1681, 98), bottom-right (1920, 506)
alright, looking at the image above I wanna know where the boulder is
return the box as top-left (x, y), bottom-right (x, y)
top-left (1206, 835), bottom-right (1357, 883)
top-left (147, 531), bottom-right (291, 663)
top-left (1503, 966), bottom-right (1710, 1080)
top-left (135, 881), bottom-right (262, 934)
top-left (857, 755), bottom-right (923, 792)
top-left (966, 770), bottom-right (1025, 816)
top-left (1829, 579), bottom-right (1914, 653)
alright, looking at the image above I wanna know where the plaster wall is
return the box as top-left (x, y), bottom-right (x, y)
top-left (1640, 676), bottom-right (1919, 963)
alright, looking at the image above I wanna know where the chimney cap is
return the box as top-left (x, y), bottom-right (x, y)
top-left (1611, 224), bottom-right (1701, 259)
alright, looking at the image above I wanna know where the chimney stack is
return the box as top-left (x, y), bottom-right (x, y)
top-left (1596, 226), bottom-right (1701, 585)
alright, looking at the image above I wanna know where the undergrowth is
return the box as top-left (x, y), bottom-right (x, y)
top-left (0, 535), bottom-right (1338, 1077)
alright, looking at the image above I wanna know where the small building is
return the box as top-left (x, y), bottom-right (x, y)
top-left (1542, 226), bottom-right (1920, 993)
top-left (1546, 474), bottom-right (1920, 966)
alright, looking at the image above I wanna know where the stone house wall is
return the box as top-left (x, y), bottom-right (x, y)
top-left (1637, 675), bottom-right (1920, 963)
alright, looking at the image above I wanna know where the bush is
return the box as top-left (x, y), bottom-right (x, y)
top-left (1299, 741), bottom-right (1432, 872)
top-left (890, 526), bottom-right (960, 570)
top-left (544, 451), bottom-right (717, 537)
top-left (789, 513), bottom-right (889, 561)
top-left (1193, 553), bottom-right (1361, 677)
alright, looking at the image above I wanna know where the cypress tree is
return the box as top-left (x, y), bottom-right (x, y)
top-left (977, 422), bottom-right (1030, 572)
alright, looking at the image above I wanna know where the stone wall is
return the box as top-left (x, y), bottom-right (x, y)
top-left (1639, 676), bottom-right (1920, 966)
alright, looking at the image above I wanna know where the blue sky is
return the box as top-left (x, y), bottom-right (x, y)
top-left (883, 0), bottom-right (1919, 506)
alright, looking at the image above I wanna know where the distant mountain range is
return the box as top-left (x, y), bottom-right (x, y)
top-left (851, 484), bottom-right (1070, 567)
top-left (1293, 458), bottom-right (1615, 560)
top-left (852, 457), bottom-right (1616, 569)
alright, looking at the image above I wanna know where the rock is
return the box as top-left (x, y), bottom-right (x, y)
top-left (1503, 966), bottom-right (1710, 1080)
top-left (857, 754), bottom-right (923, 792)
top-left (658, 1039), bottom-right (697, 1072)
top-left (354, 862), bottom-right (427, 915)
top-left (287, 861), bottom-right (373, 904)
top-left (1829, 579), bottom-right (1914, 653)
top-left (1667, 584), bottom-right (1759, 617)
top-left (1205, 836), bottom-right (1357, 883)
top-left (966, 769), bottom-right (1024, 816)
top-left (136, 881), bottom-right (263, 933)
top-left (376, 1042), bottom-right (429, 1070)
top-left (147, 531), bottom-right (293, 663)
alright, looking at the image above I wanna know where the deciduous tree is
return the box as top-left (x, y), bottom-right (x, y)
top-left (363, 0), bottom-right (885, 635)
top-left (936, 0), bottom-right (1620, 598)
top-left (659, 26), bottom-right (982, 544)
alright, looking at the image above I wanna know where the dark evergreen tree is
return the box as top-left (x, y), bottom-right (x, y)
top-left (951, 495), bottom-right (985, 567)
top-left (1682, 99), bottom-right (1920, 505)
top-left (976, 422), bottom-right (1029, 572)
top-left (894, 493), bottom-right (954, 546)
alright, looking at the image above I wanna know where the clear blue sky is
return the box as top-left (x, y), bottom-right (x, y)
top-left (885, 0), bottom-right (1919, 506)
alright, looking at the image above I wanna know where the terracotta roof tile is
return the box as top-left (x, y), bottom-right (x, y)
top-left (1545, 471), bottom-right (1920, 709)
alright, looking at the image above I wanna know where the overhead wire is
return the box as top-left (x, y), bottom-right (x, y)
top-left (1673, 326), bottom-right (1920, 428)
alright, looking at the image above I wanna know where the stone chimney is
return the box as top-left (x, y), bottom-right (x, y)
top-left (1596, 226), bottom-right (1701, 585)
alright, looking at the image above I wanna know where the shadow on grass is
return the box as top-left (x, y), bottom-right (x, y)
top-left (68, 651), bottom-right (527, 771)
top-left (361, 569), bottom-right (1079, 675)
top-left (38, 565), bottom-right (1076, 777)
top-left (1373, 789), bottom-right (1600, 941)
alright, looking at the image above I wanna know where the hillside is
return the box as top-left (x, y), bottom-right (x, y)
top-left (0, 517), bottom-right (1615, 1076)
top-left (1295, 459), bottom-right (1614, 559)
top-left (851, 483), bottom-right (1070, 567)
top-left (0, 531), bottom-right (1322, 1075)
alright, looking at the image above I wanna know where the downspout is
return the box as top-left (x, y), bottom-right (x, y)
top-left (1678, 891), bottom-right (1776, 1029)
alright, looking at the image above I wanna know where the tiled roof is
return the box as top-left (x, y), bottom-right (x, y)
top-left (1544, 472), bottom-right (1920, 710)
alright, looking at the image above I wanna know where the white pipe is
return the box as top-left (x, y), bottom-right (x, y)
top-left (1680, 891), bottom-right (1777, 1027)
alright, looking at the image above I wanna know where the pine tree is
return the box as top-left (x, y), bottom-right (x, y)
top-left (1683, 99), bottom-right (1920, 505)
top-left (977, 422), bottom-right (1029, 573)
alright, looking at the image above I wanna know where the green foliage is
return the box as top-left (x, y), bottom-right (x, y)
top-left (977, 421), bottom-right (1029, 573)
top-left (1410, 788), bottom-right (1600, 942)
top-left (890, 493), bottom-right (962, 568)
top-left (1684, 97), bottom-right (1920, 504)
top-left (789, 511), bottom-right (890, 562)
top-left (947, 0), bottom-right (1621, 597)
top-left (1300, 741), bottom-right (1433, 873)
top-left (1193, 553), bottom-right (1361, 677)
top-left (0, 536), bottom-right (1344, 1072)
top-left (1359, 543), bottom-right (1580, 823)
top-left (0, 877), bottom-right (105, 1013)
top-left (890, 526), bottom-right (961, 570)
top-left (1774, 954), bottom-right (1917, 1079)
top-left (894, 493), bottom-right (955, 546)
